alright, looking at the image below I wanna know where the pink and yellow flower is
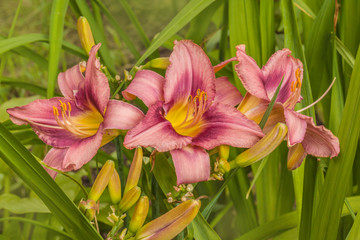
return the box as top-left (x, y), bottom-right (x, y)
top-left (122, 40), bottom-right (264, 185)
top-left (7, 44), bottom-right (144, 177)
top-left (235, 45), bottom-right (340, 169)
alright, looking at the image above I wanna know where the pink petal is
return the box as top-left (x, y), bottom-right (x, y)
top-left (77, 43), bottom-right (110, 113)
top-left (192, 103), bottom-right (264, 150)
top-left (163, 40), bottom-right (216, 112)
top-left (62, 124), bottom-right (104, 170)
top-left (103, 100), bottom-right (144, 130)
top-left (58, 63), bottom-right (84, 99)
top-left (7, 98), bottom-right (83, 147)
top-left (284, 109), bottom-right (307, 146)
top-left (262, 49), bottom-right (303, 103)
top-left (124, 101), bottom-right (192, 152)
top-left (300, 115), bottom-right (340, 158)
top-left (170, 145), bottom-right (210, 185)
top-left (287, 143), bottom-right (307, 170)
top-left (43, 148), bottom-right (69, 178)
top-left (213, 57), bottom-right (237, 73)
top-left (215, 76), bottom-right (243, 106)
top-left (235, 45), bottom-right (268, 101)
top-left (122, 70), bottom-right (165, 107)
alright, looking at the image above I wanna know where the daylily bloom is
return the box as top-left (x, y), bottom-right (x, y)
top-left (235, 45), bottom-right (340, 169)
top-left (7, 44), bottom-right (144, 177)
top-left (122, 40), bottom-right (264, 185)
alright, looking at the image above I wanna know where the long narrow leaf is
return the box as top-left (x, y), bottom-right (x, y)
top-left (0, 123), bottom-right (102, 240)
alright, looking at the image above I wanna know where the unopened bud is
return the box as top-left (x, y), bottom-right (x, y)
top-left (135, 199), bottom-right (201, 240)
top-left (186, 184), bottom-right (194, 192)
top-left (88, 160), bottom-right (115, 201)
top-left (77, 16), bottom-right (95, 55)
top-left (229, 123), bottom-right (288, 169)
top-left (218, 145), bottom-right (230, 160)
top-left (143, 57), bottom-right (170, 70)
top-left (118, 186), bottom-right (141, 213)
top-left (129, 196), bottom-right (150, 234)
top-left (108, 169), bottom-right (122, 204)
top-left (218, 158), bottom-right (230, 173)
top-left (79, 199), bottom-right (98, 221)
top-left (124, 147), bottom-right (143, 194)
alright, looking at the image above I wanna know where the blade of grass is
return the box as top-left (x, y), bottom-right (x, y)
top-left (131, 0), bottom-right (216, 72)
top-left (259, 0), bottom-right (274, 65)
top-left (47, 0), bottom-right (69, 98)
top-left (335, 36), bottom-right (355, 69)
top-left (0, 77), bottom-right (48, 96)
top-left (294, 0), bottom-right (316, 19)
top-left (92, 0), bottom-right (140, 59)
top-left (347, 212), bottom-right (360, 240)
top-left (310, 47), bottom-right (360, 240)
top-left (118, 0), bottom-right (150, 47)
top-left (0, 123), bottom-right (102, 240)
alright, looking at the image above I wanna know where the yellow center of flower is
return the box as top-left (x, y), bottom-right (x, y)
top-left (284, 68), bottom-right (302, 109)
top-left (165, 89), bottom-right (207, 137)
top-left (290, 68), bottom-right (302, 92)
top-left (52, 100), bottom-right (104, 138)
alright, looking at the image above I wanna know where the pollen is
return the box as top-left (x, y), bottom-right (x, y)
top-left (291, 68), bottom-right (302, 92)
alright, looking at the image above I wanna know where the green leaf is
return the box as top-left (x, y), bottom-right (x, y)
top-left (347, 212), bottom-right (360, 240)
top-left (235, 211), bottom-right (298, 240)
top-left (132, 0), bottom-right (216, 71)
top-left (48, 0), bottom-right (69, 98)
top-left (310, 46), bottom-right (360, 240)
top-left (0, 95), bottom-right (40, 122)
top-left (259, 0), bottom-right (274, 65)
top-left (0, 193), bottom-right (49, 214)
top-left (0, 34), bottom-right (47, 55)
top-left (118, 0), bottom-right (150, 47)
top-left (0, 123), bottom-right (102, 240)
top-left (0, 77), bottom-right (48, 97)
top-left (335, 36), bottom-right (355, 69)
top-left (191, 214), bottom-right (221, 240)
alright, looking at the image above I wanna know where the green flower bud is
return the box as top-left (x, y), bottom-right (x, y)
top-left (218, 145), bottom-right (230, 160)
top-left (118, 186), bottom-right (141, 213)
top-left (129, 196), bottom-right (150, 234)
top-left (135, 199), bottom-right (201, 240)
top-left (124, 147), bottom-right (143, 194)
top-left (108, 169), bottom-right (122, 204)
top-left (88, 160), bottom-right (114, 201)
top-left (143, 57), bottom-right (170, 70)
top-left (77, 16), bottom-right (95, 55)
top-left (78, 199), bottom-right (97, 221)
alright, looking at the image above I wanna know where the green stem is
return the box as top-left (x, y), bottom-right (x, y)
top-left (108, 219), bottom-right (124, 239)
top-left (115, 136), bottom-right (125, 192)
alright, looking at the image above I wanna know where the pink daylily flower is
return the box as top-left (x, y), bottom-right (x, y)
top-left (235, 45), bottom-right (340, 169)
top-left (7, 44), bottom-right (144, 177)
top-left (122, 40), bottom-right (264, 185)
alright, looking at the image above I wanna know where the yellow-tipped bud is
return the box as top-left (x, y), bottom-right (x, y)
top-left (77, 16), bottom-right (95, 55)
top-left (79, 199), bottom-right (98, 221)
top-left (108, 169), bottom-right (122, 204)
top-left (118, 186), bottom-right (141, 213)
top-left (218, 145), bottom-right (230, 160)
top-left (88, 160), bottom-right (115, 201)
top-left (229, 123), bottom-right (288, 169)
top-left (129, 196), bottom-right (150, 234)
top-left (124, 147), bottom-right (143, 194)
top-left (143, 57), bottom-right (170, 70)
top-left (135, 199), bottom-right (201, 240)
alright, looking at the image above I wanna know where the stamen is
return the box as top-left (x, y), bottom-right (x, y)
top-left (297, 77), bottom-right (336, 113)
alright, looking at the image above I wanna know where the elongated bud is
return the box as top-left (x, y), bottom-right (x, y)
top-left (118, 186), bottom-right (141, 213)
top-left (124, 147), bottom-right (143, 194)
top-left (88, 160), bottom-right (115, 201)
top-left (108, 169), bottom-right (122, 204)
top-left (218, 158), bottom-right (230, 174)
top-left (135, 199), bottom-right (201, 240)
top-left (229, 123), bottom-right (288, 169)
top-left (129, 196), bottom-right (150, 234)
top-left (77, 16), bottom-right (95, 55)
top-left (143, 57), bottom-right (170, 70)
top-left (218, 145), bottom-right (230, 160)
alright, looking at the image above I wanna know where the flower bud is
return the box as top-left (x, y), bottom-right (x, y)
top-left (88, 160), bottom-right (115, 201)
top-left (143, 57), bottom-right (170, 70)
top-left (218, 145), bottom-right (230, 160)
top-left (135, 199), bottom-right (201, 240)
top-left (218, 158), bottom-right (230, 174)
top-left (79, 199), bottom-right (98, 221)
top-left (108, 169), bottom-right (122, 204)
top-left (118, 186), bottom-right (141, 213)
top-left (124, 147), bottom-right (143, 194)
top-left (77, 16), bottom-right (95, 55)
top-left (129, 196), bottom-right (150, 234)
top-left (229, 123), bottom-right (288, 169)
